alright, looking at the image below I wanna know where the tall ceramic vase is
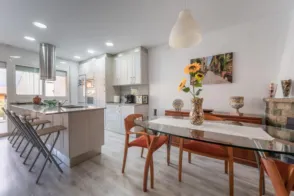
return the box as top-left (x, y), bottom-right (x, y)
top-left (189, 97), bottom-right (204, 125)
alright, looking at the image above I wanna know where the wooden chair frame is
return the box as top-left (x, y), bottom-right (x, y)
top-left (121, 114), bottom-right (169, 192)
top-left (179, 114), bottom-right (234, 196)
top-left (260, 158), bottom-right (294, 196)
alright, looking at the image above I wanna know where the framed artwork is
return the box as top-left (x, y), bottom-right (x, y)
top-left (190, 52), bottom-right (233, 84)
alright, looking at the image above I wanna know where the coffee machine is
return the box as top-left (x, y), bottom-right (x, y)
top-left (125, 94), bottom-right (135, 103)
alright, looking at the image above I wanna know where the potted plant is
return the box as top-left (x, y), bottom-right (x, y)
top-left (178, 62), bottom-right (204, 125)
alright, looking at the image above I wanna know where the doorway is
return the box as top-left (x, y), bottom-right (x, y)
top-left (0, 62), bottom-right (8, 137)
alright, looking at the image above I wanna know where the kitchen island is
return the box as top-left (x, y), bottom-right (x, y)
top-left (10, 104), bottom-right (105, 167)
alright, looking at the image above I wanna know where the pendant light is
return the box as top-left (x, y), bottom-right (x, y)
top-left (169, 0), bottom-right (202, 48)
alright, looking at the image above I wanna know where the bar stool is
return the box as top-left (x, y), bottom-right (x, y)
top-left (10, 113), bottom-right (39, 147)
top-left (3, 108), bottom-right (66, 184)
top-left (15, 113), bottom-right (66, 183)
top-left (3, 109), bottom-right (51, 162)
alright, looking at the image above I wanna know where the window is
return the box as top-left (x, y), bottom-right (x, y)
top-left (15, 65), bottom-right (42, 95)
top-left (45, 70), bottom-right (67, 97)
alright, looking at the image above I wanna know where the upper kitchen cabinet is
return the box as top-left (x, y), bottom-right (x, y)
top-left (113, 47), bottom-right (148, 86)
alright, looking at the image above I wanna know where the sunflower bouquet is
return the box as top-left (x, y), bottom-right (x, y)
top-left (178, 63), bottom-right (204, 98)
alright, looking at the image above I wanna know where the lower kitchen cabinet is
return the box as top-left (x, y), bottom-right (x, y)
top-left (105, 104), bottom-right (148, 135)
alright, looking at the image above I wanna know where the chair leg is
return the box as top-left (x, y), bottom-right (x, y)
top-left (36, 132), bottom-right (61, 184)
top-left (12, 132), bottom-right (22, 147)
top-left (16, 136), bottom-right (26, 152)
top-left (8, 127), bottom-right (17, 141)
top-left (188, 152), bottom-right (191, 164)
top-left (150, 156), bottom-right (154, 189)
top-left (20, 139), bottom-right (31, 157)
top-left (141, 147), bottom-right (144, 158)
top-left (166, 143), bottom-right (170, 166)
top-left (29, 134), bottom-right (51, 171)
top-left (259, 165), bottom-right (264, 196)
top-left (122, 140), bottom-right (129, 173)
top-left (143, 148), bottom-right (153, 192)
top-left (23, 144), bottom-right (34, 164)
top-left (178, 139), bottom-right (184, 182)
top-left (225, 160), bottom-right (228, 174)
top-left (228, 148), bottom-right (234, 196)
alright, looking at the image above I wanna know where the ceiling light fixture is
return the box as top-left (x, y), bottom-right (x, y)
top-left (60, 61), bottom-right (66, 64)
top-left (33, 21), bottom-right (47, 29)
top-left (10, 56), bottom-right (21, 59)
top-left (87, 49), bottom-right (95, 54)
top-left (24, 36), bottom-right (36, 41)
top-left (105, 42), bottom-right (114, 47)
top-left (169, 0), bottom-right (202, 48)
top-left (74, 56), bottom-right (81, 59)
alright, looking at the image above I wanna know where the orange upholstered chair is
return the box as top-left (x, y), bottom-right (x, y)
top-left (260, 158), bottom-right (294, 196)
top-left (179, 114), bottom-right (234, 196)
top-left (121, 114), bottom-right (169, 192)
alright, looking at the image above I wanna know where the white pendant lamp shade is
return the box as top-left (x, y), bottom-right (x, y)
top-left (169, 9), bottom-right (202, 48)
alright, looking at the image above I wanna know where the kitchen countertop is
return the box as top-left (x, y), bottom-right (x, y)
top-left (106, 102), bottom-right (148, 106)
top-left (10, 104), bottom-right (105, 115)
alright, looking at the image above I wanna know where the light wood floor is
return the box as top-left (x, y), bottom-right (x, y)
top-left (0, 131), bottom-right (291, 196)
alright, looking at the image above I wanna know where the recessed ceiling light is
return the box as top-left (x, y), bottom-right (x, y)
top-left (33, 22), bottom-right (47, 29)
top-left (60, 61), bottom-right (66, 64)
top-left (105, 42), bottom-right (114, 47)
top-left (87, 49), bottom-right (95, 54)
top-left (10, 56), bottom-right (21, 59)
top-left (24, 36), bottom-right (35, 41)
top-left (74, 56), bottom-right (81, 59)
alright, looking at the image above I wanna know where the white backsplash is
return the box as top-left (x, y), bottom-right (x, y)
top-left (120, 85), bottom-right (149, 96)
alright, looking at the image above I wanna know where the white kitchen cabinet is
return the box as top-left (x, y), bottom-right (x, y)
top-left (105, 104), bottom-right (148, 135)
top-left (105, 104), bottom-right (121, 133)
top-left (95, 57), bottom-right (106, 107)
top-left (113, 56), bottom-right (129, 85)
top-left (78, 55), bottom-right (116, 107)
top-left (113, 47), bottom-right (148, 86)
top-left (120, 105), bottom-right (134, 132)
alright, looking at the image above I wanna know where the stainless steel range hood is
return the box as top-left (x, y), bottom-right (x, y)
top-left (39, 43), bottom-right (56, 81)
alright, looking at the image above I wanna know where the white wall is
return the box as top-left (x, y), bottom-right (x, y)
top-left (148, 13), bottom-right (291, 116)
top-left (0, 44), bottom-right (79, 104)
top-left (276, 10), bottom-right (294, 97)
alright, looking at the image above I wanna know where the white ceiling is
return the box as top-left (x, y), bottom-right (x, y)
top-left (1, 0), bottom-right (294, 62)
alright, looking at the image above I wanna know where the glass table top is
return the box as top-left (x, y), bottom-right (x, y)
top-left (134, 116), bottom-right (294, 156)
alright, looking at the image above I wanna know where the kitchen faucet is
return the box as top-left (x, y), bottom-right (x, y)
top-left (58, 100), bottom-right (68, 107)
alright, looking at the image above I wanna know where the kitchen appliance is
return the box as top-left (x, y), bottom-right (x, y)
top-left (39, 43), bottom-right (56, 81)
top-left (136, 95), bottom-right (142, 104)
top-left (125, 94), bottom-right (135, 103)
top-left (142, 95), bottom-right (148, 104)
top-left (114, 96), bottom-right (120, 103)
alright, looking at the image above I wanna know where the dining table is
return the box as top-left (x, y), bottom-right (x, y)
top-left (134, 116), bottom-right (294, 195)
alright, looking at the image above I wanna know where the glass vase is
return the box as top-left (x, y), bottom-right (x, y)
top-left (189, 97), bottom-right (204, 125)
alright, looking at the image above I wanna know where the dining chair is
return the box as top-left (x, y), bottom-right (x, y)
top-left (179, 114), bottom-right (234, 196)
top-left (121, 114), bottom-right (169, 192)
top-left (259, 157), bottom-right (294, 196)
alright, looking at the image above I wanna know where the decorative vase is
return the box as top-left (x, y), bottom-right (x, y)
top-left (281, 79), bottom-right (292, 97)
top-left (189, 97), bottom-right (204, 125)
top-left (269, 82), bottom-right (277, 98)
top-left (33, 95), bottom-right (41, 104)
top-left (229, 96), bottom-right (244, 116)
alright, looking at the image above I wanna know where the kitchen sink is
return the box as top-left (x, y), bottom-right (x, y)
top-left (61, 105), bottom-right (87, 109)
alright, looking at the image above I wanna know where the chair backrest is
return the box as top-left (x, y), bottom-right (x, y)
top-left (204, 114), bottom-right (224, 121)
top-left (261, 158), bottom-right (290, 196)
top-left (124, 114), bottom-right (143, 133)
